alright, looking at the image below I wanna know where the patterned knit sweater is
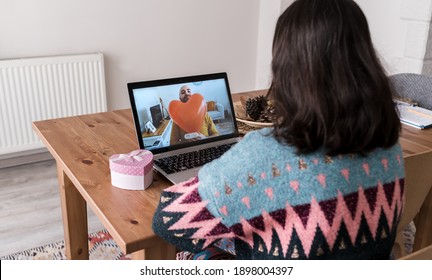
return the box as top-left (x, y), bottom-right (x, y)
top-left (152, 128), bottom-right (405, 259)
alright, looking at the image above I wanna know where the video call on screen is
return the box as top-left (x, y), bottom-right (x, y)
top-left (132, 78), bottom-right (235, 150)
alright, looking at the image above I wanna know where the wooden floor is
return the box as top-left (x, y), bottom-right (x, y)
top-left (0, 159), bottom-right (103, 257)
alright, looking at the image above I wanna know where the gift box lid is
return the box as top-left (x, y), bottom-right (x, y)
top-left (109, 150), bottom-right (153, 176)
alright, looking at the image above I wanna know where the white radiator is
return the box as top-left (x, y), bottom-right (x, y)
top-left (0, 53), bottom-right (107, 157)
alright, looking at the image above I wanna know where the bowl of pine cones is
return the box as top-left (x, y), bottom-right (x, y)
top-left (234, 95), bottom-right (276, 128)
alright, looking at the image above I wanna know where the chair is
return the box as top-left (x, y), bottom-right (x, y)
top-left (399, 244), bottom-right (432, 260)
top-left (389, 73), bottom-right (432, 110)
top-left (392, 150), bottom-right (432, 259)
top-left (206, 101), bottom-right (225, 121)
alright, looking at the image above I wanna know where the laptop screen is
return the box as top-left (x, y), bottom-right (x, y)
top-left (128, 73), bottom-right (239, 154)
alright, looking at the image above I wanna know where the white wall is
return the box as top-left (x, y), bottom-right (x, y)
top-left (254, 0), bottom-right (282, 89)
top-left (2, 0), bottom-right (431, 111)
top-left (256, 0), bottom-right (432, 89)
top-left (0, 0), bottom-right (260, 110)
top-left (356, 0), bottom-right (432, 75)
top-left (355, 0), bottom-right (407, 73)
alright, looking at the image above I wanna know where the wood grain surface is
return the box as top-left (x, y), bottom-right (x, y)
top-left (33, 110), bottom-right (172, 256)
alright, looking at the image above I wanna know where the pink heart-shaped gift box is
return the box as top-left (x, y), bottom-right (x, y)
top-left (109, 149), bottom-right (153, 190)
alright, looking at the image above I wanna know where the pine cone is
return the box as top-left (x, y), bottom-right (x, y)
top-left (245, 95), bottom-right (266, 121)
top-left (259, 100), bottom-right (277, 122)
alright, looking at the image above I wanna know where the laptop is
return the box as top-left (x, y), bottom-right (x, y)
top-left (128, 72), bottom-right (240, 184)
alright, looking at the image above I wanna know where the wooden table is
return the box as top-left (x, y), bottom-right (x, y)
top-left (33, 90), bottom-right (432, 259)
top-left (33, 109), bottom-right (176, 260)
top-left (142, 119), bottom-right (170, 138)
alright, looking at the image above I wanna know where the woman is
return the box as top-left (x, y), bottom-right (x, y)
top-left (152, 0), bottom-right (404, 259)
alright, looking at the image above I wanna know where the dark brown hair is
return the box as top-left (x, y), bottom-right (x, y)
top-left (269, 0), bottom-right (400, 156)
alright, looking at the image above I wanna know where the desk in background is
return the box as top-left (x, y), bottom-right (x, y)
top-left (142, 119), bottom-right (172, 149)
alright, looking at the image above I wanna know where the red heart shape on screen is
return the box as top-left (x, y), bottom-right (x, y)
top-left (168, 94), bottom-right (207, 133)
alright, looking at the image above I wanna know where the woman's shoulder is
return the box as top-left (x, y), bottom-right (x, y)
top-left (200, 128), bottom-right (293, 172)
top-left (197, 129), bottom-right (296, 200)
top-left (237, 128), bottom-right (289, 152)
top-left (240, 127), bottom-right (275, 143)
top-left (197, 129), bottom-right (287, 185)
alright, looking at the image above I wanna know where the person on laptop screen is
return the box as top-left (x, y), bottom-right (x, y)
top-left (153, 0), bottom-right (404, 260)
top-left (170, 85), bottom-right (219, 144)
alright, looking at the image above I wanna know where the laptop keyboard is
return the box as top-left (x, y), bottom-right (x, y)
top-left (154, 143), bottom-right (236, 174)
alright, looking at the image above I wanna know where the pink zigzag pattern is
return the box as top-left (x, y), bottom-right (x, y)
top-left (162, 178), bottom-right (403, 257)
top-left (237, 179), bottom-right (403, 257)
top-left (163, 182), bottom-right (234, 247)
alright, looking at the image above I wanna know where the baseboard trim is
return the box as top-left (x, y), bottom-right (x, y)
top-left (0, 149), bottom-right (53, 169)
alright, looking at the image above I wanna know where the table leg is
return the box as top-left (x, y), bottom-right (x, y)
top-left (131, 240), bottom-right (177, 260)
top-left (57, 163), bottom-right (89, 260)
top-left (413, 187), bottom-right (432, 251)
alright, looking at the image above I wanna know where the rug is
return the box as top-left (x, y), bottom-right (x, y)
top-left (0, 229), bottom-right (131, 260)
top-left (1, 226), bottom-right (415, 260)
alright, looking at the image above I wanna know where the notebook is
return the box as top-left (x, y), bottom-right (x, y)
top-left (128, 72), bottom-right (240, 184)
top-left (397, 103), bottom-right (432, 129)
